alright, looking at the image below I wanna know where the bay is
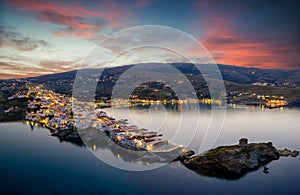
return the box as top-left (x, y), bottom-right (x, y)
top-left (0, 106), bottom-right (299, 194)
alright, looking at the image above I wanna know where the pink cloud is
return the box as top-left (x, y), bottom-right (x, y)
top-left (194, 6), bottom-right (299, 69)
top-left (53, 29), bottom-right (97, 39)
top-left (7, 0), bottom-right (132, 39)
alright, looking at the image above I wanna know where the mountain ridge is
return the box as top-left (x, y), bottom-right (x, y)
top-left (3, 63), bottom-right (299, 85)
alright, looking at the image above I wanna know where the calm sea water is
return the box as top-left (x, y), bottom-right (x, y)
top-left (0, 106), bottom-right (300, 194)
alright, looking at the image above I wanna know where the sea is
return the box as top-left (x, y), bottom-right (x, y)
top-left (0, 104), bottom-right (299, 194)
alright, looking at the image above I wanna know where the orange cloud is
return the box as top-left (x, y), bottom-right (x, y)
top-left (0, 59), bottom-right (79, 79)
top-left (193, 1), bottom-right (300, 69)
top-left (197, 16), bottom-right (299, 69)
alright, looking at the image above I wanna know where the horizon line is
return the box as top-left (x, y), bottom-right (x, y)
top-left (1, 63), bottom-right (299, 80)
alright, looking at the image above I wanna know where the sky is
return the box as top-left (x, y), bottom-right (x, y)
top-left (0, 0), bottom-right (299, 79)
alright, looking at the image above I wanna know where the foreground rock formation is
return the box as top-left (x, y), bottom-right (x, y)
top-left (182, 138), bottom-right (299, 179)
top-left (277, 148), bottom-right (299, 157)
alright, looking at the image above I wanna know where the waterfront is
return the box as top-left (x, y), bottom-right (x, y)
top-left (22, 87), bottom-right (184, 155)
top-left (0, 107), bottom-right (300, 194)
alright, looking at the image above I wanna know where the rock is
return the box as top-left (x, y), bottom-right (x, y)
top-left (174, 148), bottom-right (195, 161)
top-left (277, 148), bottom-right (292, 157)
top-left (277, 149), bottom-right (299, 157)
top-left (291, 150), bottom-right (299, 157)
top-left (182, 139), bottom-right (280, 179)
top-left (263, 167), bottom-right (269, 174)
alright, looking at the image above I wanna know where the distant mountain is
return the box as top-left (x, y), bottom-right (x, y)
top-left (218, 65), bottom-right (300, 85)
top-left (170, 63), bottom-right (300, 85)
top-left (1, 63), bottom-right (299, 105)
top-left (22, 63), bottom-right (300, 85)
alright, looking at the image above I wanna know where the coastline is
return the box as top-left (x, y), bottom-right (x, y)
top-left (1, 86), bottom-right (299, 180)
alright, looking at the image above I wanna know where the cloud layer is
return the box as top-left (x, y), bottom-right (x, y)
top-left (0, 24), bottom-right (50, 51)
top-left (7, 0), bottom-right (133, 39)
top-left (196, 0), bottom-right (300, 69)
top-left (0, 0), bottom-right (299, 79)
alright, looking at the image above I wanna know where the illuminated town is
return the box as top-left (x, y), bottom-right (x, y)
top-left (3, 83), bottom-right (288, 151)
top-left (23, 86), bottom-right (175, 151)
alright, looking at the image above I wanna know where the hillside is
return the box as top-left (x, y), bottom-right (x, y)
top-left (1, 63), bottom-right (299, 105)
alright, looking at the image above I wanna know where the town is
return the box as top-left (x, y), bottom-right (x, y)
top-left (23, 86), bottom-right (175, 151)
top-left (227, 91), bottom-right (287, 108)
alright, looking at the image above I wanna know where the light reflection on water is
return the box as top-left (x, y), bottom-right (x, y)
top-left (106, 104), bottom-right (300, 151)
top-left (0, 106), bottom-right (299, 194)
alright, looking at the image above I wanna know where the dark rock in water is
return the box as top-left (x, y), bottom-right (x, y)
top-left (277, 148), bottom-right (292, 157)
top-left (291, 151), bottom-right (300, 157)
top-left (277, 149), bottom-right (299, 157)
top-left (182, 139), bottom-right (280, 180)
top-left (174, 148), bottom-right (195, 161)
top-left (263, 167), bottom-right (269, 174)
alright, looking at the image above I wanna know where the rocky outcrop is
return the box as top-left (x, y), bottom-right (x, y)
top-left (174, 148), bottom-right (195, 161)
top-left (277, 149), bottom-right (299, 157)
top-left (182, 138), bottom-right (298, 180)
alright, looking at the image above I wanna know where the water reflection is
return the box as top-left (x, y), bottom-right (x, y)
top-left (1, 105), bottom-right (300, 194)
top-left (79, 127), bottom-right (188, 169)
top-left (23, 120), bottom-right (85, 147)
top-left (20, 103), bottom-right (300, 175)
top-left (124, 102), bottom-right (212, 112)
top-left (23, 116), bottom-right (191, 170)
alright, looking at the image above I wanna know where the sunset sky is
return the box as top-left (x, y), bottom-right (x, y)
top-left (0, 0), bottom-right (299, 79)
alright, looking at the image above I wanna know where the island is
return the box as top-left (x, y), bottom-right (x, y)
top-left (182, 138), bottom-right (299, 179)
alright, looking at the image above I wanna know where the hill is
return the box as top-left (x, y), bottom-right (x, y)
top-left (1, 63), bottom-right (299, 105)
